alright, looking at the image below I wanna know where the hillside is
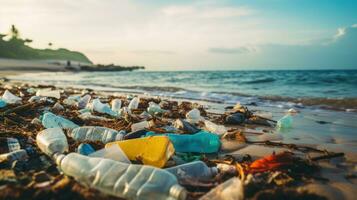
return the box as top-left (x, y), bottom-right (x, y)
top-left (0, 27), bottom-right (92, 64)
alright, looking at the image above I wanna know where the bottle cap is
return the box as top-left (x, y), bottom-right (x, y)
top-left (54, 153), bottom-right (66, 167)
top-left (170, 184), bottom-right (187, 200)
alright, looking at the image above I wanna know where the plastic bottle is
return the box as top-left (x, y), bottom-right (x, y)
top-left (106, 136), bottom-right (175, 168)
top-left (185, 108), bottom-right (203, 124)
top-left (69, 126), bottom-right (125, 144)
top-left (36, 128), bottom-right (69, 157)
top-left (0, 99), bottom-right (6, 108)
top-left (147, 102), bottom-right (165, 115)
top-left (1, 90), bottom-right (22, 104)
top-left (277, 114), bottom-right (293, 130)
top-left (174, 119), bottom-right (200, 134)
top-left (0, 149), bottom-right (29, 163)
top-left (36, 89), bottom-right (61, 99)
top-left (56, 153), bottom-right (186, 200)
top-left (90, 98), bottom-right (118, 117)
top-left (200, 177), bottom-right (243, 200)
top-left (0, 137), bottom-right (21, 153)
top-left (111, 99), bottom-right (122, 112)
top-left (131, 121), bottom-right (150, 132)
top-left (78, 94), bottom-right (91, 109)
top-left (77, 143), bottom-right (95, 155)
top-left (204, 120), bottom-right (227, 136)
top-left (165, 161), bottom-right (218, 181)
top-left (41, 112), bottom-right (79, 129)
top-left (145, 131), bottom-right (221, 153)
top-left (128, 97), bottom-right (139, 110)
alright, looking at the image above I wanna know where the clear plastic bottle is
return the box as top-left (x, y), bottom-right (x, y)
top-left (69, 126), bottom-right (125, 144)
top-left (204, 120), bottom-right (227, 136)
top-left (36, 128), bottom-right (69, 157)
top-left (200, 177), bottom-right (244, 200)
top-left (146, 131), bottom-right (221, 153)
top-left (41, 112), bottom-right (79, 129)
top-left (56, 153), bottom-right (187, 200)
top-left (131, 121), bottom-right (150, 132)
top-left (90, 98), bottom-right (118, 117)
top-left (165, 161), bottom-right (218, 181)
top-left (186, 108), bottom-right (203, 124)
top-left (111, 99), bottom-right (122, 113)
top-left (78, 94), bottom-right (91, 109)
top-left (128, 97), bottom-right (139, 110)
top-left (277, 114), bottom-right (293, 130)
top-left (147, 102), bottom-right (165, 115)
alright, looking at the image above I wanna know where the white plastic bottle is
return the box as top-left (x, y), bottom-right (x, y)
top-left (36, 128), bottom-right (69, 157)
top-left (69, 126), bottom-right (125, 144)
top-left (128, 97), bottom-right (139, 110)
top-left (56, 153), bottom-right (187, 200)
top-left (165, 161), bottom-right (218, 181)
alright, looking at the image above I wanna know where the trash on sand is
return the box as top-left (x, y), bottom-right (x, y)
top-left (0, 137), bottom-right (21, 153)
top-left (69, 126), bottom-right (125, 143)
top-left (128, 97), bottom-right (139, 110)
top-left (0, 99), bottom-right (6, 108)
top-left (131, 120), bottom-right (150, 132)
top-left (248, 152), bottom-right (294, 174)
top-left (78, 94), bottom-right (91, 109)
top-left (174, 119), bottom-right (200, 134)
top-left (89, 98), bottom-right (118, 117)
top-left (200, 177), bottom-right (244, 200)
top-left (147, 101), bottom-right (166, 115)
top-left (1, 90), bottom-right (22, 104)
top-left (36, 89), bottom-right (61, 99)
top-left (225, 112), bottom-right (245, 124)
top-left (36, 128), bottom-right (69, 157)
top-left (186, 108), bottom-right (203, 124)
top-left (111, 98), bottom-right (122, 113)
top-left (106, 136), bottom-right (174, 168)
top-left (165, 161), bottom-right (218, 181)
top-left (146, 131), bottom-right (221, 153)
top-left (204, 120), bottom-right (227, 136)
top-left (41, 112), bottom-right (79, 129)
top-left (56, 153), bottom-right (187, 200)
top-left (0, 149), bottom-right (29, 164)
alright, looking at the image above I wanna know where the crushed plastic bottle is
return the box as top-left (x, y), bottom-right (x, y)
top-left (77, 143), bottom-right (95, 155)
top-left (128, 97), bottom-right (139, 110)
top-left (174, 119), bottom-right (200, 134)
top-left (146, 131), bottom-right (221, 153)
top-left (165, 161), bottom-right (218, 181)
top-left (36, 128), bottom-right (69, 157)
top-left (69, 126), bottom-right (125, 144)
top-left (78, 94), bottom-right (91, 109)
top-left (147, 102), bottom-right (165, 115)
top-left (0, 99), bottom-right (6, 108)
top-left (106, 136), bottom-right (175, 168)
top-left (0, 137), bottom-right (21, 153)
top-left (0, 149), bottom-right (29, 164)
top-left (111, 99), bottom-right (122, 113)
top-left (131, 120), bottom-right (150, 132)
top-left (41, 112), bottom-right (79, 129)
top-left (204, 120), bottom-right (227, 136)
top-left (200, 177), bottom-right (244, 200)
top-left (90, 98), bottom-right (118, 117)
top-left (36, 89), bottom-right (61, 99)
top-left (186, 108), bottom-right (203, 124)
top-left (277, 114), bottom-right (293, 130)
top-left (1, 90), bottom-right (22, 104)
top-left (56, 153), bottom-right (187, 200)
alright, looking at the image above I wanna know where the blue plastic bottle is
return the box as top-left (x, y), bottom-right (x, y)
top-left (146, 131), bottom-right (221, 153)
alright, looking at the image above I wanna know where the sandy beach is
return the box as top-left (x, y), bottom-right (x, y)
top-left (0, 73), bottom-right (356, 199)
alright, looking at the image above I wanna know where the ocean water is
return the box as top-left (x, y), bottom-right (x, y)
top-left (8, 69), bottom-right (357, 111)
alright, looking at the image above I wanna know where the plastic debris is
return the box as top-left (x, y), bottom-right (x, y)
top-left (174, 119), bottom-right (200, 134)
top-left (36, 89), bottom-right (61, 99)
top-left (277, 115), bottom-right (293, 130)
top-left (204, 120), bottom-right (227, 136)
top-left (78, 94), bottom-right (91, 109)
top-left (186, 108), bottom-right (203, 124)
top-left (147, 101), bottom-right (166, 115)
top-left (131, 120), bottom-right (150, 132)
top-left (69, 126), bottom-right (125, 144)
top-left (111, 98), bottom-right (122, 112)
top-left (0, 149), bottom-right (29, 164)
top-left (1, 90), bottom-right (22, 104)
top-left (77, 143), bottom-right (95, 155)
top-left (41, 112), bottom-right (79, 129)
top-left (200, 177), bottom-right (244, 200)
top-left (0, 137), bottom-right (21, 153)
top-left (89, 145), bottom-right (131, 164)
top-left (0, 99), bottom-right (6, 108)
top-left (225, 112), bottom-right (245, 124)
top-left (165, 161), bottom-right (218, 181)
top-left (146, 131), bottom-right (221, 153)
top-left (52, 102), bottom-right (64, 111)
top-left (56, 153), bottom-right (187, 200)
top-left (106, 136), bottom-right (175, 168)
top-left (89, 98), bottom-right (118, 116)
top-left (128, 97), bottom-right (139, 110)
top-left (36, 128), bottom-right (69, 157)
top-left (249, 152), bottom-right (294, 173)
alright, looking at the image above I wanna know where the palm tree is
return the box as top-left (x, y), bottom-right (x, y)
top-left (10, 25), bottom-right (19, 39)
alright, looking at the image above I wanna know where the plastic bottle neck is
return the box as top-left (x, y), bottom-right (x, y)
top-left (169, 185), bottom-right (187, 200)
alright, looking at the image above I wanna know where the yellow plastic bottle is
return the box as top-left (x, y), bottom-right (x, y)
top-left (105, 136), bottom-right (175, 168)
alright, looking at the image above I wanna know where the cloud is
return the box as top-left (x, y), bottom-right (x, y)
top-left (208, 47), bottom-right (257, 54)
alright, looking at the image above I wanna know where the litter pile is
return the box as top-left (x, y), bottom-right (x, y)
top-left (0, 83), bottom-right (347, 200)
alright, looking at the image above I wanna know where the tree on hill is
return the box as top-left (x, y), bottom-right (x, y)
top-left (10, 25), bottom-right (19, 39)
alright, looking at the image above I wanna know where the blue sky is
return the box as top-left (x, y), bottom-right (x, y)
top-left (0, 0), bottom-right (356, 70)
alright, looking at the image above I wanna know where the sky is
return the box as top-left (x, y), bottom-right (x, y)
top-left (0, 0), bottom-right (356, 70)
